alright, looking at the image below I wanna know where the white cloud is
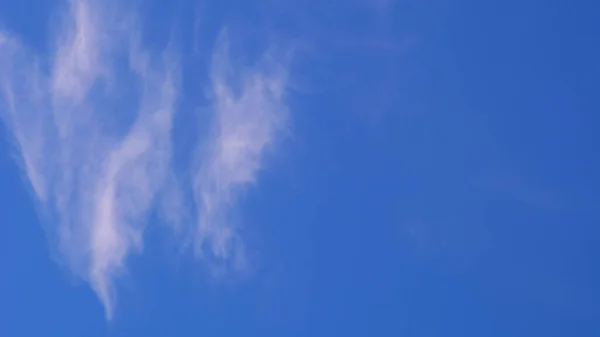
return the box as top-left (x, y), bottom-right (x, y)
top-left (193, 33), bottom-right (289, 272)
top-left (0, 0), bottom-right (290, 320)
top-left (0, 0), bottom-right (178, 319)
top-left (51, 0), bottom-right (107, 103)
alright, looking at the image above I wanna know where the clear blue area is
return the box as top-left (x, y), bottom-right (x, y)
top-left (1, 0), bottom-right (599, 336)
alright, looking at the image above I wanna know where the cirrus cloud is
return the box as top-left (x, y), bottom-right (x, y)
top-left (0, 0), bottom-right (290, 319)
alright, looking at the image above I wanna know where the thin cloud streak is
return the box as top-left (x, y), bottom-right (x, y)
top-left (0, 0), bottom-right (178, 319)
top-left (193, 34), bottom-right (289, 271)
top-left (0, 0), bottom-right (291, 320)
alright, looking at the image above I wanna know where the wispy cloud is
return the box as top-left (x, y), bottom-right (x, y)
top-left (193, 33), bottom-right (289, 272)
top-left (0, 0), bottom-right (290, 320)
top-left (0, 0), bottom-right (178, 319)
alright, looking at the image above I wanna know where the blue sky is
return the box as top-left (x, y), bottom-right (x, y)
top-left (1, 0), bottom-right (599, 336)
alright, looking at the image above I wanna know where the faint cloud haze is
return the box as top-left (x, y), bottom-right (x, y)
top-left (0, 0), bottom-right (290, 319)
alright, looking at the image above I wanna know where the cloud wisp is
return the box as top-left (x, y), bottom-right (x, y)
top-left (193, 34), bottom-right (289, 271)
top-left (0, 0), bottom-right (290, 319)
top-left (1, 0), bottom-right (178, 319)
